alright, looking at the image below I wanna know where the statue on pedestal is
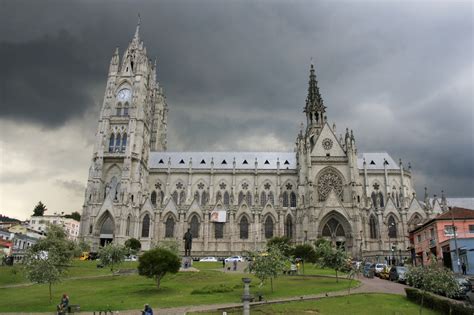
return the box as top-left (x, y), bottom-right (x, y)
top-left (183, 228), bottom-right (192, 256)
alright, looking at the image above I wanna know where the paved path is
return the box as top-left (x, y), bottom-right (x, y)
top-left (4, 276), bottom-right (404, 315)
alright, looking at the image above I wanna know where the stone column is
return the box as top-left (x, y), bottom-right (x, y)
top-left (242, 278), bottom-right (252, 315)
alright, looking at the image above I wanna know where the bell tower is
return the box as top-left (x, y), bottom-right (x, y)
top-left (80, 18), bottom-right (168, 248)
top-left (304, 63), bottom-right (326, 140)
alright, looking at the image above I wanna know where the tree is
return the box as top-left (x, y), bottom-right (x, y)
top-left (64, 211), bottom-right (81, 221)
top-left (124, 238), bottom-right (141, 253)
top-left (98, 243), bottom-right (126, 272)
top-left (33, 201), bottom-right (47, 216)
top-left (292, 244), bottom-right (317, 274)
top-left (406, 259), bottom-right (459, 315)
top-left (156, 239), bottom-right (180, 255)
top-left (315, 239), bottom-right (349, 282)
top-left (137, 247), bottom-right (180, 289)
top-left (24, 224), bottom-right (75, 302)
top-left (250, 246), bottom-right (287, 292)
top-left (267, 236), bottom-right (294, 258)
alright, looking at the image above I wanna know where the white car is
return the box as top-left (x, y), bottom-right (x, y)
top-left (224, 256), bottom-right (243, 263)
top-left (375, 263), bottom-right (387, 275)
top-left (124, 255), bottom-right (138, 262)
top-left (199, 256), bottom-right (218, 262)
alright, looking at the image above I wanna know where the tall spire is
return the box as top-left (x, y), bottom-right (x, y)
top-left (304, 61), bottom-right (326, 134)
top-left (134, 13), bottom-right (141, 40)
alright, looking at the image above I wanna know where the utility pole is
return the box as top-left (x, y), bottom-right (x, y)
top-left (450, 205), bottom-right (460, 273)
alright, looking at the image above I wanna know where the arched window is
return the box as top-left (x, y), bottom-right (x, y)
top-left (369, 215), bottom-right (377, 239)
top-left (246, 191), bottom-right (252, 206)
top-left (141, 214), bottom-right (150, 238)
top-left (238, 191), bottom-right (245, 205)
top-left (322, 218), bottom-right (345, 237)
top-left (165, 217), bottom-right (174, 238)
top-left (201, 191), bottom-right (208, 206)
top-left (216, 191), bottom-right (222, 203)
top-left (285, 215), bottom-right (293, 238)
top-left (190, 215), bottom-right (200, 238)
top-left (151, 191), bottom-right (157, 206)
top-left (100, 215), bottom-right (114, 235)
top-left (240, 216), bottom-right (249, 239)
top-left (179, 191), bottom-right (186, 205)
top-left (260, 191), bottom-right (267, 206)
top-left (123, 103), bottom-right (129, 116)
top-left (121, 133), bottom-right (127, 152)
top-left (379, 192), bottom-right (384, 207)
top-left (114, 134), bottom-right (121, 152)
top-left (125, 215), bottom-right (131, 236)
top-left (371, 191), bottom-right (377, 208)
top-left (268, 192), bottom-right (274, 205)
top-left (223, 191), bottom-right (230, 205)
top-left (283, 191), bottom-right (289, 207)
top-left (108, 134), bottom-right (115, 152)
top-left (317, 168), bottom-right (344, 201)
top-left (290, 192), bottom-right (297, 207)
top-left (214, 223), bottom-right (224, 239)
top-left (388, 216), bottom-right (397, 238)
top-left (172, 191), bottom-right (179, 205)
top-left (264, 216), bottom-right (274, 239)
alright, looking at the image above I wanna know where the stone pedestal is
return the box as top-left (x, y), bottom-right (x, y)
top-left (242, 277), bottom-right (252, 315)
top-left (182, 256), bottom-right (193, 269)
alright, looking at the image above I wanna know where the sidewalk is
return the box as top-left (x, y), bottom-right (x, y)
top-left (0, 275), bottom-right (407, 315)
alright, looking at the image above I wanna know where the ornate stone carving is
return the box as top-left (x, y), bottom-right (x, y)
top-left (322, 138), bottom-right (333, 150)
top-left (317, 169), bottom-right (343, 201)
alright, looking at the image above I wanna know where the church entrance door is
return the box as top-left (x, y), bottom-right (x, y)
top-left (319, 211), bottom-right (352, 251)
top-left (99, 213), bottom-right (114, 246)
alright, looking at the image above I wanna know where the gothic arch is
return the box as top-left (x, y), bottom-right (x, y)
top-left (315, 167), bottom-right (345, 202)
top-left (238, 214), bottom-right (251, 240)
top-left (407, 212), bottom-right (423, 232)
top-left (188, 214), bottom-right (201, 238)
top-left (318, 210), bottom-right (352, 249)
top-left (285, 214), bottom-right (294, 238)
top-left (386, 213), bottom-right (399, 238)
top-left (368, 214), bottom-right (378, 239)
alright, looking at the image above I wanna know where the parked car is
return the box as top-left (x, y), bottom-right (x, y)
top-left (363, 263), bottom-right (375, 278)
top-left (124, 255), bottom-right (138, 262)
top-left (374, 263), bottom-right (387, 276)
top-left (224, 256), bottom-right (243, 263)
top-left (199, 256), bottom-right (218, 262)
top-left (379, 266), bottom-right (391, 280)
top-left (389, 266), bottom-right (407, 283)
top-left (451, 277), bottom-right (473, 300)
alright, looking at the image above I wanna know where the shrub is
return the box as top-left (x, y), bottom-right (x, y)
top-left (138, 247), bottom-right (180, 289)
top-left (405, 287), bottom-right (474, 315)
top-left (191, 284), bottom-right (235, 294)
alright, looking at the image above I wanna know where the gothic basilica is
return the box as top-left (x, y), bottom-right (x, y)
top-left (80, 23), bottom-right (442, 260)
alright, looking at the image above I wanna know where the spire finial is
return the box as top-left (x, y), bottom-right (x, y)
top-left (134, 13), bottom-right (141, 39)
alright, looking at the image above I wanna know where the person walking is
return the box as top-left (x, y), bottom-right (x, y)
top-left (233, 260), bottom-right (237, 271)
top-left (142, 304), bottom-right (153, 315)
top-left (462, 262), bottom-right (467, 275)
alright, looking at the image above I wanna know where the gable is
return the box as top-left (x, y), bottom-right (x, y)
top-left (384, 197), bottom-right (397, 212)
top-left (188, 198), bottom-right (203, 213)
top-left (432, 200), bottom-right (442, 215)
top-left (408, 199), bottom-right (424, 213)
top-left (162, 197), bottom-right (178, 218)
top-left (141, 197), bottom-right (154, 212)
top-left (311, 123), bottom-right (346, 157)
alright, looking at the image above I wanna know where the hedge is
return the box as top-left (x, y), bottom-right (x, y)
top-left (405, 287), bottom-right (474, 315)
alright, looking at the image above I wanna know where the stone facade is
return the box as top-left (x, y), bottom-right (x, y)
top-left (80, 23), bottom-right (440, 259)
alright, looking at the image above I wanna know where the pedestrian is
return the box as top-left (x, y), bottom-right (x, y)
top-left (233, 260), bottom-right (237, 271)
top-left (142, 304), bottom-right (153, 315)
top-left (56, 293), bottom-right (69, 315)
top-left (462, 262), bottom-right (467, 275)
top-left (222, 259), bottom-right (225, 269)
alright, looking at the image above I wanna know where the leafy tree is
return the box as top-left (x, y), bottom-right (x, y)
top-left (250, 246), bottom-right (288, 292)
top-left (292, 244), bottom-right (317, 274)
top-left (98, 243), bottom-right (126, 272)
top-left (315, 239), bottom-right (349, 282)
top-left (406, 259), bottom-right (459, 315)
top-left (74, 240), bottom-right (91, 257)
top-left (24, 224), bottom-right (75, 302)
top-left (124, 238), bottom-right (142, 253)
top-left (33, 201), bottom-right (47, 216)
top-left (64, 211), bottom-right (81, 221)
top-left (138, 247), bottom-right (180, 289)
top-left (267, 236), bottom-right (294, 257)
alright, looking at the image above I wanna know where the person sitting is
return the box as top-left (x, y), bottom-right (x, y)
top-left (57, 293), bottom-right (69, 315)
top-left (142, 304), bottom-right (153, 315)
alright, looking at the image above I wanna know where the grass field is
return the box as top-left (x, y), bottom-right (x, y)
top-left (0, 260), bottom-right (358, 312)
top-left (190, 293), bottom-right (441, 315)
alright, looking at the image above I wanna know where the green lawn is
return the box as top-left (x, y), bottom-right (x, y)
top-left (0, 262), bottom-right (358, 312)
top-left (191, 293), bottom-right (441, 315)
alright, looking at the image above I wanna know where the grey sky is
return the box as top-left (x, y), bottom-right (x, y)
top-left (0, 0), bottom-right (472, 220)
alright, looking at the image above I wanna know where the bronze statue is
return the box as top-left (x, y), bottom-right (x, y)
top-left (183, 228), bottom-right (192, 256)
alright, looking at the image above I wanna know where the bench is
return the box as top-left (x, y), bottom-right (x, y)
top-left (67, 305), bottom-right (81, 314)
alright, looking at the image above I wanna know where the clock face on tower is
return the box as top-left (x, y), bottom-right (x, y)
top-left (117, 88), bottom-right (132, 102)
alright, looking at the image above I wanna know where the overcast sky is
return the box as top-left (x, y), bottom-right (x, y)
top-left (0, 0), bottom-right (472, 220)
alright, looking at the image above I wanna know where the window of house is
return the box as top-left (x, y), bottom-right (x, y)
top-left (444, 225), bottom-right (456, 236)
top-left (430, 228), bottom-right (435, 239)
top-left (469, 225), bottom-right (474, 233)
top-left (417, 234), bottom-right (421, 243)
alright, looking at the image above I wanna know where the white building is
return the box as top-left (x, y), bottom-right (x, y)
top-left (80, 22), bottom-right (439, 259)
top-left (30, 215), bottom-right (80, 241)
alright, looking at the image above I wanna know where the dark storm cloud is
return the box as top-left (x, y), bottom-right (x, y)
top-left (0, 0), bottom-right (472, 198)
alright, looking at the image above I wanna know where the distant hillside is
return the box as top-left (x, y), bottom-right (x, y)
top-left (0, 214), bottom-right (21, 223)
